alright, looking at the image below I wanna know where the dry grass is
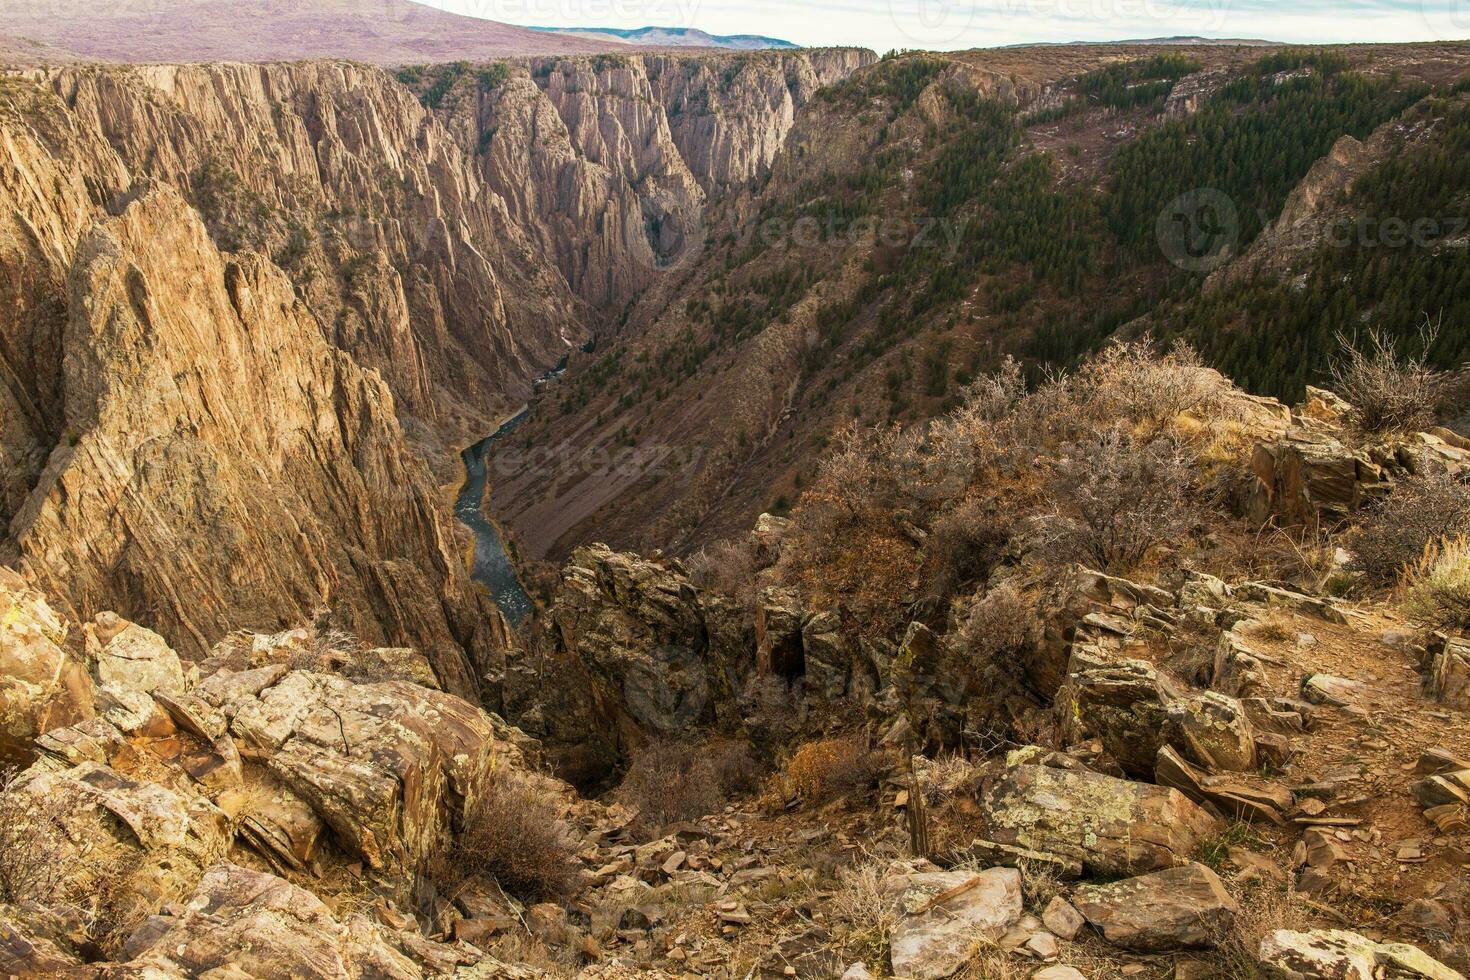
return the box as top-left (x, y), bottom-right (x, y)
top-left (615, 738), bottom-right (759, 833)
top-left (1209, 879), bottom-right (1315, 979)
top-left (780, 738), bottom-right (888, 804)
top-left (828, 857), bottom-right (900, 973)
top-left (436, 774), bottom-right (579, 904)
top-left (1402, 536), bottom-right (1470, 631)
top-left (1247, 610), bottom-right (1298, 645)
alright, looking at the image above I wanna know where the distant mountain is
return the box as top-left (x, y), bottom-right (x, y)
top-left (0, 0), bottom-right (622, 64)
top-left (1009, 35), bottom-right (1279, 48)
top-left (531, 26), bottom-right (799, 50)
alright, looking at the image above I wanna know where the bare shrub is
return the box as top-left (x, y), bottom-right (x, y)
top-left (957, 582), bottom-right (1041, 661)
top-left (1349, 468), bottom-right (1470, 585)
top-left (779, 424), bottom-right (930, 634)
top-left (1329, 323), bottom-right (1448, 434)
top-left (1041, 428), bottom-right (1201, 570)
top-left (926, 497), bottom-right (1016, 601)
top-left (684, 537), bottom-right (757, 603)
top-left (782, 738), bottom-right (888, 803)
top-left (0, 772), bottom-right (71, 906)
top-left (616, 739), bottom-right (759, 832)
top-left (444, 774), bottom-right (578, 903)
top-left (1403, 536), bottom-right (1470, 631)
top-left (0, 769), bottom-right (136, 952)
top-left (1072, 338), bottom-right (1238, 431)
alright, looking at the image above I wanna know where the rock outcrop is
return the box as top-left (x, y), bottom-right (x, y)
top-left (0, 569), bottom-right (93, 760)
top-left (1073, 863), bottom-right (1239, 952)
top-left (975, 764), bottom-right (1220, 877)
top-left (218, 669), bottom-right (511, 876)
top-left (2, 186), bottom-right (492, 695)
top-left (119, 864), bottom-right (423, 977)
top-left (515, 544), bottom-right (735, 784)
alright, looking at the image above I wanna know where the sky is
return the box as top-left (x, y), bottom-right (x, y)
top-left (427, 0), bottom-right (1470, 49)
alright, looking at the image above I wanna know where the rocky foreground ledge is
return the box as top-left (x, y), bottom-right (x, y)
top-left (2, 372), bottom-right (1470, 978)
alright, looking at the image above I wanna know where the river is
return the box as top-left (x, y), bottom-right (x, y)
top-left (453, 355), bottom-right (570, 624)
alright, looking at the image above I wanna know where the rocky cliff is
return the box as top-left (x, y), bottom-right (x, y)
top-left (0, 50), bottom-right (869, 681)
top-left (464, 49), bottom-right (874, 312)
top-left (5, 185), bottom-right (505, 695)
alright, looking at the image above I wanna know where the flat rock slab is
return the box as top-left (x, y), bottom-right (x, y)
top-left (979, 764), bottom-right (1219, 876)
top-left (883, 868), bottom-right (1023, 979)
top-left (1258, 928), bottom-right (1464, 979)
top-left (1073, 862), bottom-right (1238, 952)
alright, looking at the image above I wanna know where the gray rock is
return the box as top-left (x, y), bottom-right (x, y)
top-left (1073, 863), bottom-right (1239, 952)
top-left (978, 765), bottom-right (1219, 877)
top-left (884, 868), bottom-right (1024, 979)
top-left (1073, 660), bottom-right (1179, 778)
top-left (802, 610), bottom-right (850, 701)
top-left (1166, 691), bottom-right (1257, 772)
top-left (1257, 928), bottom-right (1463, 979)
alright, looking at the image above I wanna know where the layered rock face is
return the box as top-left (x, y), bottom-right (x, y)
top-left (0, 51), bottom-right (867, 682)
top-left (3, 185), bottom-right (495, 694)
top-left (475, 50), bottom-right (874, 311)
top-left (44, 61), bottom-right (587, 447)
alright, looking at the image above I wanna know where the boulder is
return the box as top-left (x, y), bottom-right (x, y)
top-left (1258, 928), bottom-right (1463, 979)
top-left (1072, 660), bottom-right (1179, 778)
top-left (1249, 433), bottom-right (1390, 527)
top-left (977, 765), bottom-right (1219, 876)
top-left (220, 670), bottom-right (509, 875)
top-left (85, 613), bottom-right (187, 696)
top-left (1156, 746), bottom-right (1292, 824)
top-left (1041, 897), bottom-right (1085, 941)
top-left (1165, 691), bottom-right (1258, 772)
top-left (1073, 863), bottom-right (1239, 952)
top-left (883, 869), bottom-right (1024, 979)
top-left (5, 761), bottom-right (230, 912)
top-left (0, 570), bottom-right (95, 757)
top-left (802, 610), bottom-right (850, 701)
top-left (119, 864), bottom-right (421, 977)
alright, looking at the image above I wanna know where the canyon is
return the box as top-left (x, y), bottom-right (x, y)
top-left (1, 32), bottom-right (1470, 980)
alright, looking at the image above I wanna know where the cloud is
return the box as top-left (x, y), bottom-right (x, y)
top-left (437, 0), bottom-right (1470, 50)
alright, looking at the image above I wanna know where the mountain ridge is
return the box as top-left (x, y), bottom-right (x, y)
top-left (529, 25), bottom-right (799, 50)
